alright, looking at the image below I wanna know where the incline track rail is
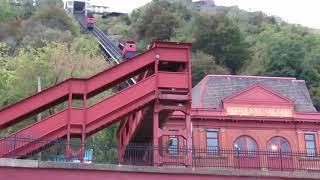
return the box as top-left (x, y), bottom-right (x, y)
top-left (74, 13), bottom-right (135, 85)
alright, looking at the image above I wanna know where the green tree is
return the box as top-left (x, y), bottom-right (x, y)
top-left (193, 13), bottom-right (249, 74)
top-left (0, 1), bottom-right (20, 22)
top-left (131, 0), bottom-right (179, 49)
top-left (301, 46), bottom-right (320, 110)
top-left (192, 51), bottom-right (228, 85)
top-left (102, 15), bottom-right (134, 43)
top-left (32, 4), bottom-right (79, 36)
top-left (36, 0), bottom-right (63, 8)
top-left (241, 41), bottom-right (269, 75)
top-left (262, 34), bottom-right (305, 77)
top-left (145, 12), bottom-right (178, 40)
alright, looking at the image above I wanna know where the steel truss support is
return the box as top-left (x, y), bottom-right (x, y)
top-left (153, 101), bottom-right (192, 166)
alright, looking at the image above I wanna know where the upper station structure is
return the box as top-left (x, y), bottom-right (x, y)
top-left (64, 0), bottom-right (109, 15)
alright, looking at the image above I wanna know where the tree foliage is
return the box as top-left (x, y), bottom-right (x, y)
top-left (192, 51), bottom-right (228, 85)
top-left (0, 0), bottom-right (79, 53)
top-left (262, 34), bottom-right (305, 77)
top-left (0, 0), bottom-right (108, 136)
top-left (0, 0), bottom-right (21, 22)
top-left (32, 5), bottom-right (79, 36)
top-left (193, 13), bottom-right (249, 74)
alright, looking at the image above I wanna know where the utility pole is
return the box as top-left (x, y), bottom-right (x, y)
top-left (37, 76), bottom-right (42, 161)
top-left (37, 76), bottom-right (41, 121)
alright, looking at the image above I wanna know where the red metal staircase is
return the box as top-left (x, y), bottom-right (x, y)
top-left (0, 49), bottom-right (155, 130)
top-left (0, 76), bottom-right (156, 158)
top-left (0, 41), bottom-right (193, 165)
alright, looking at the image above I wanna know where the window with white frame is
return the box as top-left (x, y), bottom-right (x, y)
top-left (206, 130), bottom-right (219, 154)
top-left (168, 136), bottom-right (179, 155)
top-left (305, 134), bottom-right (316, 156)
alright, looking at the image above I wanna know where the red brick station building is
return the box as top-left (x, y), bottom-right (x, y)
top-left (163, 74), bottom-right (320, 169)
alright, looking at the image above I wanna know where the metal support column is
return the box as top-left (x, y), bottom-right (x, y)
top-left (80, 93), bottom-right (87, 162)
top-left (153, 103), bottom-right (160, 166)
top-left (66, 90), bottom-right (72, 161)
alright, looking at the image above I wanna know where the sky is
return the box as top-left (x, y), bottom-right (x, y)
top-left (214, 0), bottom-right (320, 29)
top-left (93, 0), bottom-right (320, 29)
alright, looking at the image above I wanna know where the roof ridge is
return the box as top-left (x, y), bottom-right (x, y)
top-left (207, 75), bottom-right (296, 80)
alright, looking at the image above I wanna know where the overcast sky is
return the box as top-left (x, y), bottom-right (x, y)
top-left (93, 0), bottom-right (320, 29)
top-left (214, 0), bottom-right (320, 29)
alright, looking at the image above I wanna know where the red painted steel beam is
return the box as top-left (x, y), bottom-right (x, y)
top-left (0, 47), bottom-right (157, 130)
top-left (2, 130), bottom-right (67, 159)
top-left (151, 41), bottom-right (192, 49)
top-left (158, 72), bottom-right (189, 89)
top-left (120, 108), bottom-right (150, 148)
top-left (0, 41), bottom-right (192, 131)
top-left (85, 76), bottom-right (157, 134)
top-left (0, 41), bottom-right (193, 159)
top-left (0, 76), bottom-right (157, 157)
top-left (118, 64), bottom-right (193, 157)
top-left (0, 109), bottom-right (68, 157)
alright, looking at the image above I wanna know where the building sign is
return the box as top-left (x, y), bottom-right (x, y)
top-left (225, 106), bottom-right (293, 117)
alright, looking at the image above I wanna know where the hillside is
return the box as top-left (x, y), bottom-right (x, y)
top-left (98, 0), bottom-right (320, 110)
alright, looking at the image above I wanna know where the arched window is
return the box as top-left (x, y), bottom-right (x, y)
top-left (267, 136), bottom-right (291, 152)
top-left (234, 136), bottom-right (258, 152)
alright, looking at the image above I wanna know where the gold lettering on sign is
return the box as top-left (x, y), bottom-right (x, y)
top-left (226, 106), bottom-right (293, 117)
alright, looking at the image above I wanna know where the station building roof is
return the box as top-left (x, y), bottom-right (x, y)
top-left (192, 75), bottom-right (317, 112)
